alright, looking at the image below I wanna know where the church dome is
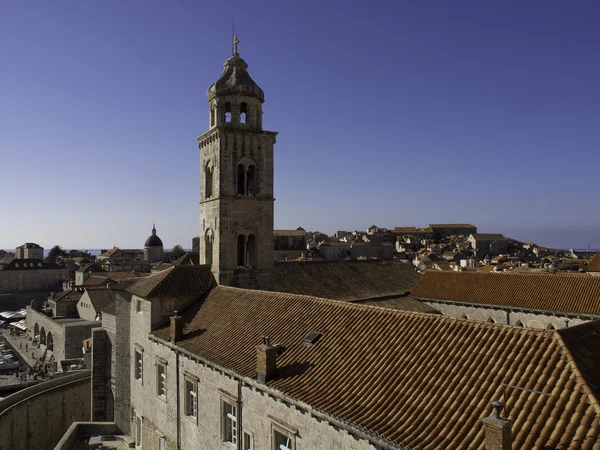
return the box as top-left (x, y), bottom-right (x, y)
top-left (206, 39), bottom-right (264, 102)
top-left (145, 224), bottom-right (163, 248)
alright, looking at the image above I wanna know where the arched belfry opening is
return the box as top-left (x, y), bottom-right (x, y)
top-left (205, 163), bottom-right (213, 199)
top-left (224, 102), bottom-right (232, 123)
top-left (240, 102), bottom-right (248, 124)
top-left (200, 36), bottom-right (276, 289)
top-left (205, 229), bottom-right (214, 266)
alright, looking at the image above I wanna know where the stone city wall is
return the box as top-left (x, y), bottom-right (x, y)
top-left (0, 371), bottom-right (91, 450)
top-left (422, 300), bottom-right (593, 329)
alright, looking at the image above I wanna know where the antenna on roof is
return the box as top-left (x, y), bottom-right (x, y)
top-left (501, 379), bottom-right (551, 418)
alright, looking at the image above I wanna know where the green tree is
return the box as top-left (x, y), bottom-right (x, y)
top-left (171, 244), bottom-right (185, 260)
top-left (46, 245), bottom-right (67, 261)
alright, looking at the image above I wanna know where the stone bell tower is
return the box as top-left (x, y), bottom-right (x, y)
top-left (198, 37), bottom-right (277, 289)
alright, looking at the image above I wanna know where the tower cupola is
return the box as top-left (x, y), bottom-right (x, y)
top-left (206, 37), bottom-right (264, 130)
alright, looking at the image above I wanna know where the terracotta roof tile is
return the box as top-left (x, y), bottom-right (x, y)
top-left (470, 233), bottom-right (507, 240)
top-left (113, 265), bottom-right (215, 298)
top-left (271, 260), bottom-right (420, 301)
top-left (411, 271), bottom-right (600, 316)
top-left (53, 290), bottom-right (83, 303)
top-left (85, 289), bottom-right (116, 313)
top-left (588, 252), bottom-right (600, 272)
top-left (101, 301), bottom-right (116, 316)
top-left (81, 276), bottom-right (110, 287)
top-left (152, 286), bottom-right (600, 449)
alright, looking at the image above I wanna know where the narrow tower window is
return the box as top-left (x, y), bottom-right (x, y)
top-left (205, 164), bottom-right (213, 199)
top-left (240, 102), bottom-right (248, 124)
top-left (210, 105), bottom-right (216, 126)
top-left (237, 235), bottom-right (247, 267)
top-left (255, 106), bottom-right (261, 129)
top-left (224, 102), bottom-right (232, 123)
top-left (246, 165), bottom-right (256, 197)
top-left (247, 234), bottom-right (257, 268)
top-left (205, 230), bottom-right (214, 266)
top-left (237, 164), bottom-right (245, 196)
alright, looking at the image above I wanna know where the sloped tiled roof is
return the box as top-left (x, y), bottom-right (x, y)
top-left (101, 301), bottom-right (116, 316)
top-left (173, 253), bottom-right (200, 265)
top-left (85, 289), bottom-right (116, 313)
top-left (588, 252), bottom-right (600, 272)
top-left (53, 290), bottom-right (83, 303)
top-left (81, 276), bottom-right (110, 287)
top-left (75, 263), bottom-right (103, 273)
top-left (113, 265), bottom-right (215, 298)
top-left (411, 271), bottom-right (600, 316)
top-left (271, 260), bottom-right (420, 301)
top-left (470, 233), bottom-right (507, 241)
top-left (429, 223), bottom-right (477, 229)
top-left (559, 320), bottom-right (600, 400)
top-left (358, 296), bottom-right (440, 313)
top-left (0, 259), bottom-right (61, 271)
top-left (152, 286), bottom-right (600, 449)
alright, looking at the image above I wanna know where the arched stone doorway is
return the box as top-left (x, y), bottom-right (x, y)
top-left (46, 332), bottom-right (54, 352)
top-left (40, 327), bottom-right (46, 346)
top-left (34, 323), bottom-right (39, 342)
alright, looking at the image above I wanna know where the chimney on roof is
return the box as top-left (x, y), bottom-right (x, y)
top-left (170, 311), bottom-right (184, 343)
top-left (482, 401), bottom-right (512, 450)
top-left (256, 335), bottom-right (277, 383)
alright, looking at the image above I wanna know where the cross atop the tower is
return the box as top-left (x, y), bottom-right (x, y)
top-left (233, 36), bottom-right (239, 55)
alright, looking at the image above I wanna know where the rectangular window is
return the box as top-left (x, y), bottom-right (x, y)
top-left (156, 362), bottom-right (166, 396)
top-left (158, 436), bottom-right (167, 450)
top-left (273, 428), bottom-right (294, 450)
top-left (136, 299), bottom-right (143, 313)
top-left (134, 350), bottom-right (143, 381)
top-left (243, 431), bottom-right (254, 450)
top-left (135, 416), bottom-right (142, 446)
top-left (222, 400), bottom-right (237, 445)
top-left (184, 378), bottom-right (197, 418)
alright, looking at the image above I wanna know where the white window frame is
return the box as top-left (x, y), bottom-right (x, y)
top-left (243, 430), bottom-right (254, 450)
top-left (134, 348), bottom-right (143, 383)
top-left (156, 361), bottom-right (167, 397)
top-left (272, 423), bottom-right (296, 450)
top-left (221, 398), bottom-right (238, 446)
top-left (184, 377), bottom-right (198, 419)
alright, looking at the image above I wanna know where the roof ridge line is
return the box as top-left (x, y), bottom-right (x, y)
top-left (145, 265), bottom-right (177, 297)
top-left (221, 286), bottom-right (559, 333)
top-left (553, 331), bottom-right (600, 416)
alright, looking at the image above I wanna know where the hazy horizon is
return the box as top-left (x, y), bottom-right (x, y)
top-left (1, 1), bottom-right (599, 250)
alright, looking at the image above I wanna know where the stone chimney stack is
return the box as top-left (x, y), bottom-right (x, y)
top-left (170, 311), bottom-right (184, 343)
top-left (482, 401), bottom-right (512, 450)
top-left (256, 336), bottom-right (277, 383)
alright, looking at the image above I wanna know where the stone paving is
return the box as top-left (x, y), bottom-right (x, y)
top-left (0, 328), bottom-right (53, 390)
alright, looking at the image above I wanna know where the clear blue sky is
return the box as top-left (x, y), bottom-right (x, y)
top-left (1, 1), bottom-right (599, 250)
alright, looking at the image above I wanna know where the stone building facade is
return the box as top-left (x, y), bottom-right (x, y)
top-left (26, 307), bottom-right (97, 364)
top-left (198, 38), bottom-right (276, 290)
top-left (15, 242), bottom-right (44, 260)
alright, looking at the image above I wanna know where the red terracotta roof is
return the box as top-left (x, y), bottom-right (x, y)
top-left (152, 286), bottom-right (600, 449)
top-left (589, 252), bottom-right (600, 272)
top-left (411, 271), bottom-right (600, 316)
top-left (113, 265), bottom-right (215, 298)
top-left (271, 260), bottom-right (420, 301)
top-left (81, 276), bottom-right (110, 287)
